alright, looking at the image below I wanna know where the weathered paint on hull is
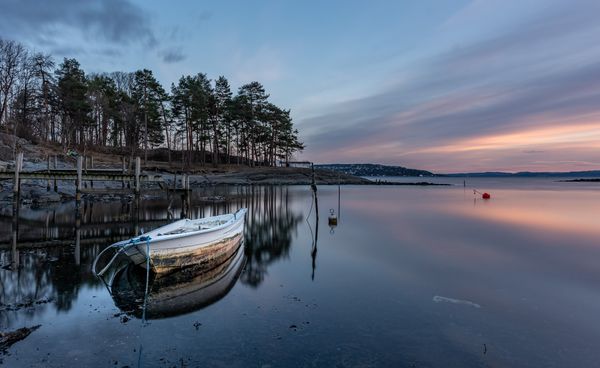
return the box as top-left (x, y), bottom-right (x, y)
top-left (124, 212), bottom-right (246, 275)
top-left (151, 232), bottom-right (244, 274)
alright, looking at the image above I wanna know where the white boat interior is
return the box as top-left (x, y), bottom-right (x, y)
top-left (139, 209), bottom-right (246, 242)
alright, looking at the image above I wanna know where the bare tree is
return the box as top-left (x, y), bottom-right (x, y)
top-left (0, 39), bottom-right (27, 129)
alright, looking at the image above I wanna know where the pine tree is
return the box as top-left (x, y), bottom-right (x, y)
top-left (55, 58), bottom-right (91, 150)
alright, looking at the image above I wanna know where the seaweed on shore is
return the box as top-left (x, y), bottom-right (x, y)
top-left (0, 325), bottom-right (41, 353)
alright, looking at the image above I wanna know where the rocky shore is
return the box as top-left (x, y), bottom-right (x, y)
top-left (0, 164), bottom-right (372, 205)
top-left (0, 135), bottom-right (448, 205)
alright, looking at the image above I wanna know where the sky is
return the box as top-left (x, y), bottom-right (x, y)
top-left (1, 0), bottom-right (599, 173)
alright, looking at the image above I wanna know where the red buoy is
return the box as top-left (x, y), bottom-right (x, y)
top-left (482, 192), bottom-right (491, 199)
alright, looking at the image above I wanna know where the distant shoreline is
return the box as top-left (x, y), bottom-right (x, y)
top-left (558, 178), bottom-right (600, 183)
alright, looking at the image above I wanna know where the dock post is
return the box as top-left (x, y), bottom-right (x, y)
top-left (84, 155), bottom-right (88, 172)
top-left (135, 156), bottom-right (141, 195)
top-left (76, 155), bottom-right (83, 202)
top-left (46, 155), bottom-right (51, 191)
top-left (133, 194), bottom-right (140, 236)
top-left (121, 156), bottom-right (126, 188)
top-left (13, 152), bottom-right (23, 198)
top-left (11, 192), bottom-right (20, 269)
top-left (74, 204), bottom-right (81, 265)
top-left (310, 162), bottom-right (317, 192)
top-left (53, 155), bottom-right (58, 192)
top-left (12, 152), bottom-right (23, 253)
top-left (181, 193), bottom-right (187, 218)
top-left (90, 156), bottom-right (94, 169)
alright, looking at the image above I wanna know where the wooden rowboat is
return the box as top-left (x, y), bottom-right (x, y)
top-left (93, 208), bottom-right (247, 276)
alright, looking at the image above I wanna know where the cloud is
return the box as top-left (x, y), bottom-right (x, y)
top-left (522, 150), bottom-right (545, 154)
top-left (159, 48), bottom-right (187, 63)
top-left (0, 0), bottom-right (156, 47)
top-left (299, 1), bottom-right (600, 172)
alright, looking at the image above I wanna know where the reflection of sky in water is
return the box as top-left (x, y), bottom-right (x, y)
top-left (1, 181), bottom-right (600, 367)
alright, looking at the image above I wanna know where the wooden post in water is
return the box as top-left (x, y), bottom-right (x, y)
top-left (46, 155), bottom-right (51, 191)
top-left (133, 194), bottom-right (140, 236)
top-left (135, 156), bottom-right (141, 195)
top-left (13, 152), bottom-right (23, 198)
top-left (338, 172), bottom-right (341, 221)
top-left (74, 206), bottom-right (81, 266)
top-left (53, 155), bottom-right (58, 192)
top-left (76, 155), bottom-right (83, 202)
top-left (121, 156), bottom-right (126, 188)
top-left (11, 190), bottom-right (20, 269)
top-left (186, 175), bottom-right (191, 216)
top-left (310, 163), bottom-right (317, 192)
top-left (180, 174), bottom-right (189, 218)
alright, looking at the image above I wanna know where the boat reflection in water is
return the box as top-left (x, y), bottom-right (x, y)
top-left (110, 235), bottom-right (245, 319)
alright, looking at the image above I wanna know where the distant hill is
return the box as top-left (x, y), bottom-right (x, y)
top-left (316, 163), bottom-right (434, 177)
top-left (316, 164), bottom-right (600, 178)
top-left (442, 171), bottom-right (600, 177)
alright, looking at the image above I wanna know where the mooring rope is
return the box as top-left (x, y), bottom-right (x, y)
top-left (141, 236), bottom-right (151, 324)
top-left (138, 236), bottom-right (152, 368)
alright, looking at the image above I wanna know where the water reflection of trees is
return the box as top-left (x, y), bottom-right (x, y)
top-left (0, 185), bottom-right (304, 325)
top-left (239, 186), bottom-right (303, 287)
top-left (0, 244), bottom-right (102, 328)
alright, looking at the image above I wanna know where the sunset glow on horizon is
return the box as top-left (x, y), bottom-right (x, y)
top-left (295, 1), bottom-right (600, 173)
top-left (1, 0), bottom-right (599, 173)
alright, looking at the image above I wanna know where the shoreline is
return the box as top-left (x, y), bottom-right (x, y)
top-left (0, 163), bottom-right (451, 205)
top-left (558, 178), bottom-right (600, 182)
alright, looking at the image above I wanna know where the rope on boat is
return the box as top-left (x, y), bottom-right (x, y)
top-left (92, 235), bottom-right (152, 277)
top-left (92, 235), bottom-right (152, 364)
top-left (141, 237), bottom-right (151, 324)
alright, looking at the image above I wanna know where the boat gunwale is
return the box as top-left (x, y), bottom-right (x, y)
top-left (116, 208), bottom-right (247, 246)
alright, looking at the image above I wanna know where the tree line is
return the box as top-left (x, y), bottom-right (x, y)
top-left (0, 38), bottom-right (304, 167)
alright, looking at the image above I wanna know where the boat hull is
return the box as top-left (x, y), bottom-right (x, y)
top-left (124, 211), bottom-right (246, 275)
top-left (111, 239), bottom-right (246, 319)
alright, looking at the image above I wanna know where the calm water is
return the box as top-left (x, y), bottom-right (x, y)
top-left (1, 180), bottom-right (600, 367)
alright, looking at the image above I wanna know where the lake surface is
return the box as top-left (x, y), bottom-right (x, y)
top-left (1, 179), bottom-right (600, 367)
